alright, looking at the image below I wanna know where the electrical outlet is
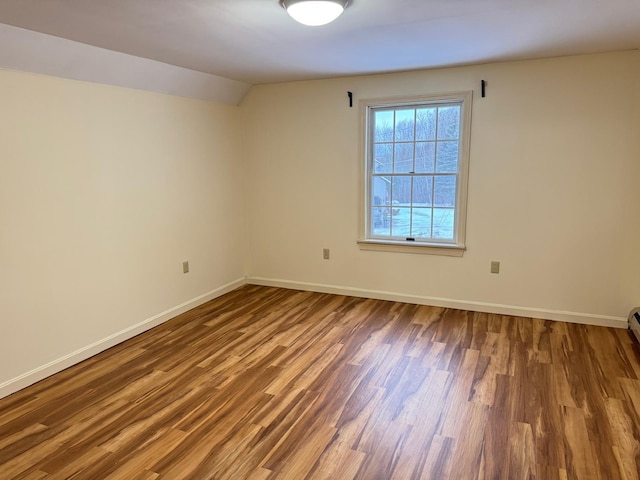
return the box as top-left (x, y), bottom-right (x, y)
top-left (323, 248), bottom-right (330, 260)
top-left (183, 261), bottom-right (190, 274)
top-left (490, 261), bottom-right (500, 274)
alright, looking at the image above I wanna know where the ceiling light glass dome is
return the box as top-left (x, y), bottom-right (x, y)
top-left (281, 0), bottom-right (349, 26)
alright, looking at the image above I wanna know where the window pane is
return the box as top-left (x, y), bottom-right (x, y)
top-left (412, 176), bottom-right (433, 206)
top-left (374, 144), bottom-right (393, 173)
top-left (365, 94), bottom-right (470, 249)
top-left (433, 208), bottom-right (455, 239)
top-left (435, 141), bottom-right (458, 173)
top-left (434, 176), bottom-right (456, 207)
top-left (415, 142), bottom-right (435, 173)
top-left (394, 143), bottom-right (414, 173)
top-left (416, 108), bottom-right (436, 141)
top-left (411, 208), bottom-right (432, 238)
top-left (371, 176), bottom-right (391, 206)
top-left (391, 208), bottom-right (411, 237)
top-left (394, 109), bottom-right (415, 142)
top-left (392, 176), bottom-right (411, 206)
top-left (371, 207), bottom-right (391, 235)
top-left (437, 106), bottom-right (460, 140)
top-left (374, 110), bottom-right (394, 142)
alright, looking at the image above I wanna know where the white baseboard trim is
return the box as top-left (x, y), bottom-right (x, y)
top-left (0, 277), bottom-right (246, 400)
top-left (2, 276), bottom-right (627, 400)
top-left (247, 277), bottom-right (627, 329)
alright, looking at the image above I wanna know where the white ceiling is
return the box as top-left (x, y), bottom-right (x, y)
top-left (0, 0), bottom-right (639, 86)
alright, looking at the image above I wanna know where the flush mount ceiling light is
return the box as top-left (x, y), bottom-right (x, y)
top-left (280, 0), bottom-right (350, 26)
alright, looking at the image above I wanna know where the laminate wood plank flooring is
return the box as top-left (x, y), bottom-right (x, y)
top-left (1, 285), bottom-right (640, 479)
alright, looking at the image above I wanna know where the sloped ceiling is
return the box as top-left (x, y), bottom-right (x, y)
top-left (1, 0), bottom-right (639, 103)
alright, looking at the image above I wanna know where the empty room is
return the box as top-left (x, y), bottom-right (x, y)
top-left (1, 0), bottom-right (639, 478)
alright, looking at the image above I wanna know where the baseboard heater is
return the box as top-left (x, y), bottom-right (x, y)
top-left (629, 307), bottom-right (640, 343)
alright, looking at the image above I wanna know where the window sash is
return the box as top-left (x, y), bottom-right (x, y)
top-left (369, 173), bottom-right (457, 242)
top-left (360, 92), bottom-right (472, 253)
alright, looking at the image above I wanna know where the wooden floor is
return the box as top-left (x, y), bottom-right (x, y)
top-left (1, 286), bottom-right (640, 479)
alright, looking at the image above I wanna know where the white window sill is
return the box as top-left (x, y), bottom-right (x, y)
top-left (357, 239), bottom-right (465, 257)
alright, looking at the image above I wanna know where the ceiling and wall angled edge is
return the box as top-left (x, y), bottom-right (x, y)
top-left (0, 23), bottom-right (252, 105)
top-left (0, 0), bottom-right (639, 105)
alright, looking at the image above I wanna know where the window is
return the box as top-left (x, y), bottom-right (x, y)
top-left (359, 92), bottom-right (472, 256)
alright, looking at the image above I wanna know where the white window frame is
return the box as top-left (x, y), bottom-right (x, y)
top-left (358, 91), bottom-right (472, 256)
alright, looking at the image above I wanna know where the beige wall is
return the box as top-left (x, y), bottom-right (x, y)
top-left (0, 69), bottom-right (246, 393)
top-left (243, 51), bottom-right (640, 324)
top-left (2, 50), bottom-right (639, 398)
